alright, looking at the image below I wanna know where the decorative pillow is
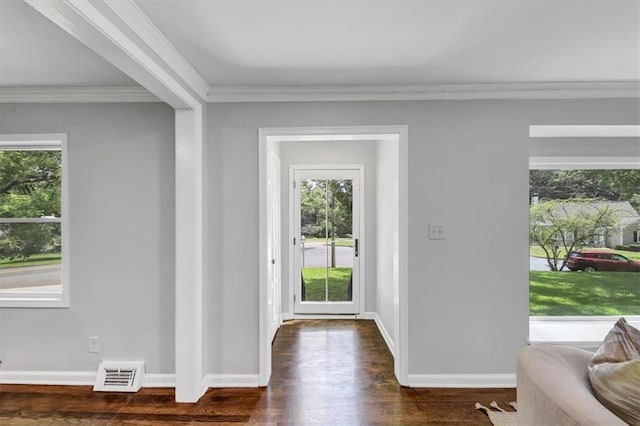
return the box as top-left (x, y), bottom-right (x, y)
top-left (588, 317), bottom-right (640, 425)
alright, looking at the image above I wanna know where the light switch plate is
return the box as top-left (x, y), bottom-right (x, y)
top-left (428, 224), bottom-right (446, 240)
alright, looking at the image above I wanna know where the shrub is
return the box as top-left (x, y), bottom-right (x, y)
top-left (615, 244), bottom-right (640, 252)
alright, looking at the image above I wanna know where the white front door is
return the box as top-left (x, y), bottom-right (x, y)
top-left (293, 168), bottom-right (361, 314)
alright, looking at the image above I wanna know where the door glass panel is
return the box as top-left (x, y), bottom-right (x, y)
top-left (300, 179), bottom-right (353, 303)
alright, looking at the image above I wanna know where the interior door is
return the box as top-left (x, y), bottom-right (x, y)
top-left (267, 151), bottom-right (281, 339)
top-left (293, 168), bottom-right (361, 314)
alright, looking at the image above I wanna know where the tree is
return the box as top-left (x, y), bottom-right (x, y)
top-left (300, 179), bottom-right (354, 268)
top-left (530, 169), bottom-right (640, 209)
top-left (300, 179), bottom-right (353, 238)
top-left (0, 150), bottom-right (61, 260)
top-left (529, 199), bottom-right (619, 271)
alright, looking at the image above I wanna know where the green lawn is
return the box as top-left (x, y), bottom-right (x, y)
top-left (530, 245), bottom-right (640, 261)
top-left (0, 253), bottom-right (61, 269)
top-left (530, 271), bottom-right (640, 316)
top-left (302, 267), bottom-right (352, 302)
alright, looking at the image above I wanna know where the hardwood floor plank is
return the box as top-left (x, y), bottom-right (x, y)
top-left (0, 319), bottom-right (516, 424)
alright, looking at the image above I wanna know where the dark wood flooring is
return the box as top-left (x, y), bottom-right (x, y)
top-left (0, 320), bottom-right (515, 424)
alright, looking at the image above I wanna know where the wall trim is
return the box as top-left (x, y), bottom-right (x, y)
top-left (0, 86), bottom-right (160, 103)
top-left (407, 373), bottom-right (516, 388)
top-left (208, 81), bottom-right (640, 103)
top-left (0, 371), bottom-right (176, 388)
top-left (530, 156), bottom-right (640, 170)
top-left (362, 312), bottom-right (395, 357)
top-left (143, 374), bottom-right (176, 388)
top-left (2, 81), bottom-right (638, 104)
top-left (282, 312), bottom-right (294, 321)
top-left (201, 374), bottom-right (260, 389)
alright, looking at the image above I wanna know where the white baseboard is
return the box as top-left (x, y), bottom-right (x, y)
top-left (282, 312), bottom-right (294, 321)
top-left (0, 371), bottom-right (176, 388)
top-left (290, 314), bottom-right (359, 319)
top-left (143, 374), bottom-right (176, 387)
top-left (0, 371), bottom-right (95, 386)
top-left (201, 374), bottom-right (260, 388)
top-left (362, 312), bottom-right (395, 357)
top-left (407, 373), bottom-right (516, 388)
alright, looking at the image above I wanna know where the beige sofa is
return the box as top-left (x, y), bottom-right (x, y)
top-left (517, 344), bottom-right (626, 425)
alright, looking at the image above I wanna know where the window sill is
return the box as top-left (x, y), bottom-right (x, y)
top-left (0, 298), bottom-right (69, 308)
top-left (529, 316), bottom-right (640, 349)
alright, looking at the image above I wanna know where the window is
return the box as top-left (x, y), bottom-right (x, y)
top-left (0, 134), bottom-right (68, 307)
top-left (529, 125), bottom-right (640, 345)
top-left (529, 168), bottom-right (640, 317)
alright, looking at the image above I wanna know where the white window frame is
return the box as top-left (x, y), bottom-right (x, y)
top-left (529, 125), bottom-right (640, 346)
top-left (0, 134), bottom-right (69, 308)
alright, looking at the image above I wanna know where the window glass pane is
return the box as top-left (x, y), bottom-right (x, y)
top-left (300, 179), bottom-right (355, 303)
top-left (0, 223), bottom-right (62, 294)
top-left (1, 145), bottom-right (64, 302)
top-left (529, 169), bottom-right (640, 317)
top-left (0, 150), bottom-right (62, 218)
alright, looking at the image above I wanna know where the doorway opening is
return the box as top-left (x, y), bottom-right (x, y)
top-left (258, 126), bottom-right (408, 387)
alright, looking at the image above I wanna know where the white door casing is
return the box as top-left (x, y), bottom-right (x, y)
top-left (258, 125), bottom-right (408, 388)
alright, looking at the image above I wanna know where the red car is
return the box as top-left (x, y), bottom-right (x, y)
top-left (566, 249), bottom-right (640, 272)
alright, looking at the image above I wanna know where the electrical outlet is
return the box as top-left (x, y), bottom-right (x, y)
top-left (428, 224), bottom-right (446, 240)
top-left (88, 336), bottom-right (100, 353)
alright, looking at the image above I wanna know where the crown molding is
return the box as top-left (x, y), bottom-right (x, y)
top-left (0, 86), bottom-right (160, 103)
top-left (2, 81), bottom-right (638, 104)
top-left (208, 81), bottom-right (640, 103)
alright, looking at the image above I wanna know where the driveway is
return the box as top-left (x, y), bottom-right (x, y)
top-left (0, 264), bottom-right (61, 289)
top-left (530, 257), bottom-right (572, 271)
top-left (302, 242), bottom-right (353, 268)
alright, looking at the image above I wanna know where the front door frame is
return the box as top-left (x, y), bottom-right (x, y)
top-left (290, 165), bottom-right (364, 315)
top-left (258, 125), bottom-right (409, 387)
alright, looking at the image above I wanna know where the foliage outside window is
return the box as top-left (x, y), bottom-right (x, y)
top-left (0, 135), bottom-right (68, 307)
top-left (529, 169), bottom-right (640, 317)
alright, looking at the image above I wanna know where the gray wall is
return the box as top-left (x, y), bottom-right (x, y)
top-left (278, 140), bottom-right (378, 314)
top-left (206, 99), bottom-right (639, 376)
top-left (376, 138), bottom-right (398, 345)
top-left (2, 98), bottom-right (636, 379)
top-left (0, 103), bottom-right (175, 373)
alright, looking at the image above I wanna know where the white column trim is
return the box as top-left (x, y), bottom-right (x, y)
top-left (202, 374), bottom-right (260, 389)
top-left (174, 107), bottom-right (206, 402)
top-left (24, 1), bottom-right (209, 403)
top-left (104, 0), bottom-right (209, 99)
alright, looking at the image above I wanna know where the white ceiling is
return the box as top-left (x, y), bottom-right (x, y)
top-left (0, 0), bottom-right (136, 87)
top-left (1, 0), bottom-right (639, 89)
top-left (136, 0), bottom-right (640, 86)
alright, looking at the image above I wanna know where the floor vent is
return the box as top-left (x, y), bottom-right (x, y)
top-left (93, 361), bottom-right (145, 392)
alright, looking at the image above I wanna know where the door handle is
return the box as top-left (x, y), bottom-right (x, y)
top-left (355, 239), bottom-right (359, 257)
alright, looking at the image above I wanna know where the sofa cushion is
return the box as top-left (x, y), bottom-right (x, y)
top-left (589, 317), bottom-right (640, 425)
